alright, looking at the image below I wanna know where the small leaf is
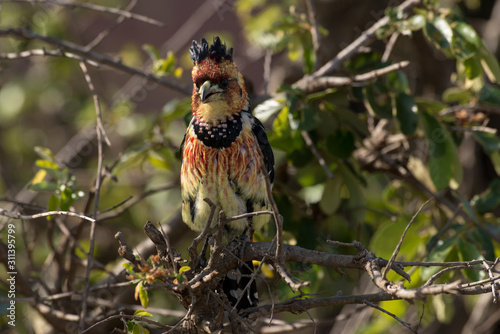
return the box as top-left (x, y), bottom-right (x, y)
top-left (123, 262), bottom-right (135, 273)
top-left (463, 56), bottom-right (482, 80)
top-left (395, 92), bottom-right (418, 135)
top-left (253, 98), bottom-right (284, 123)
top-left (142, 44), bottom-right (161, 61)
top-left (423, 16), bottom-right (453, 54)
top-left (133, 310), bottom-right (153, 318)
top-left (34, 146), bottom-right (57, 164)
top-left (137, 282), bottom-right (149, 308)
top-left (442, 87), bottom-right (473, 104)
top-left (406, 14), bottom-right (425, 31)
top-left (31, 169), bottom-right (47, 186)
top-left (451, 22), bottom-right (480, 60)
top-left (178, 266), bottom-right (191, 273)
top-left (36, 159), bottom-right (59, 171)
top-left (132, 323), bottom-right (142, 334)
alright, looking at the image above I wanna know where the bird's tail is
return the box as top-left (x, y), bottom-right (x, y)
top-left (223, 261), bottom-right (258, 311)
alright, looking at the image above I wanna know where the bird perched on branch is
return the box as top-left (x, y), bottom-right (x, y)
top-left (180, 36), bottom-right (274, 310)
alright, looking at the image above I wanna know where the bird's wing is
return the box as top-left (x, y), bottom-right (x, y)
top-left (249, 113), bottom-right (275, 183)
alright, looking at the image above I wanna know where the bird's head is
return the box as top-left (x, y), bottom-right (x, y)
top-left (189, 37), bottom-right (249, 125)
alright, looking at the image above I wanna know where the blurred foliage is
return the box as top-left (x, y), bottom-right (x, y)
top-left (2, 0), bottom-right (500, 333)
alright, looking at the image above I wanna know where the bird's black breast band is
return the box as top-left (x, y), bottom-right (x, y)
top-left (193, 114), bottom-right (242, 149)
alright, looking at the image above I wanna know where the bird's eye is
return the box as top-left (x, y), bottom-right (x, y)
top-left (220, 78), bottom-right (229, 88)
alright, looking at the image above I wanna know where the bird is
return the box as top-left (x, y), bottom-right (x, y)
top-left (180, 36), bottom-right (275, 310)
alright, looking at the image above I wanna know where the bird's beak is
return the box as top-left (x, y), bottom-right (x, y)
top-left (199, 80), bottom-right (222, 103)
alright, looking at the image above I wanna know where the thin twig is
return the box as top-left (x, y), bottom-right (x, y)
top-left (484, 259), bottom-right (499, 303)
top-left (0, 208), bottom-right (95, 222)
top-left (81, 312), bottom-right (172, 333)
top-left (9, 0), bottom-right (163, 26)
top-left (187, 198), bottom-right (216, 269)
top-left (0, 48), bottom-right (100, 65)
top-left (85, 0), bottom-right (138, 50)
top-left (97, 182), bottom-right (178, 221)
top-left (381, 33), bottom-right (400, 63)
top-left (362, 299), bottom-right (418, 333)
top-left (382, 198), bottom-right (432, 280)
top-left (296, 61), bottom-right (410, 93)
top-left (78, 61), bottom-right (106, 331)
top-left (305, 0), bottom-right (320, 71)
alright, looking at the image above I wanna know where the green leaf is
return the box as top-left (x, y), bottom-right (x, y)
top-left (179, 266), bottom-right (191, 273)
top-left (479, 85), bottom-right (500, 106)
top-left (474, 179), bottom-right (500, 214)
top-left (34, 146), bottom-right (57, 164)
top-left (297, 104), bottom-right (319, 131)
top-left (473, 131), bottom-right (500, 154)
top-left (423, 16), bottom-right (453, 54)
top-left (319, 177), bottom-right (343, 215)
top-left (58, 187), bottom-right (71, 211)
top-left (420, 111), bottom-right (463, 190)
top-left (147, 150), bottom-right (169, 170)
top-left (395, 92), bottom-right (418, 135)
top-left (463, 56), bottom-right (482, 80)
top-left (253, 98), bottom-right (284, 123)
top-left (451, 22), bottom-right (480, 60)
top-left (363, 82), bottom-right (393, 119)
top-left (442, 87), bottom-right (472, 104)
top-left (406, 14), bottom-right (425, 31)
top-left (36, 159), bottom-right (60, 171)
top-left (457, 238), bottom-right (485, 282)
top-left (133, 310), bottom-right (153, 318)
top-left (480, 44), bottom-right (500, 83)
top-left (326, 130), bottom-right (355, 159)
top-left (132, 323), bottom-right (142, 334)
top-left (385, 70), bottom-right (410, 93)
top-left (136, 282), bottom-right (149, 308)
top-left (142, 44), bottom-right (161, 61)
top-left (421, 236), bottom-right (457, 279)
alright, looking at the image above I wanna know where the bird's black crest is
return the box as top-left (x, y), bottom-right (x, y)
top-left (189, 36), bottom-right (233, 65)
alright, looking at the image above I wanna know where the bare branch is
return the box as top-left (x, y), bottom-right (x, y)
top-left (0, 208), bottom-right (95, 223)
top-left (0, 28), bottom-right (190, 95)
top-left (79, 61), bottom-right (106, 331)
top-left (362, 299), bottom-right (417, 333)
top-left (296, 61), bottom-right (410, 93)
top-left (305, 0), bottom-right (420, 77)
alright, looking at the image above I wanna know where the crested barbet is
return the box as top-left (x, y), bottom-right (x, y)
top-left (180, 36), bottom-right (275, 309)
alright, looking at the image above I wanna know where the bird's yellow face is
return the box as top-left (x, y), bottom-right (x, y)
top-left (191, 59), bottom-right (248, 125)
